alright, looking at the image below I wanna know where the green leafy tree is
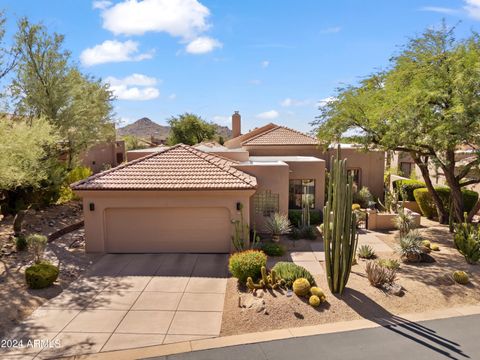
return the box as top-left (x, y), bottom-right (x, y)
top-left (313, 23), bottom-right (480, 223)
top-left (10, 18), bottom-right (115, 169)
top-left (167, 113), bottom-right (216, 145)
top-left (0, 116), bottom-right (60, 234)
top-left (123, 135), bottom-right (149, 151)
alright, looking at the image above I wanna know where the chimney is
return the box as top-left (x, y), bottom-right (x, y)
top-left (232, 111), bottom-right (241, 138)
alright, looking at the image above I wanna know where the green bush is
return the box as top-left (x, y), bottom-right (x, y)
top-left (260, 242), bottom-right (285, 257)
top-left (25, 262), bottom-right (59, 289)
top-left (288, 209), bottom-right (322, 227)
top-left (57, 166), bottom-right (93, 203)
top-left (27, 233), bottom-right (48, 264)
top-left (413, 187), bottom-right (479, 219)
top-left (228, 250), bottom-right (267, 283)
top-left (393, 179), bottom-right (426, 201)
top-left (272, 261), bottom-right (316, 287)
top-left (454, 222), bottom-right (480, 264)
top-left (15, 235), bottom-right (28, 251)
top-left (353, 187), bottom-right (373, 208)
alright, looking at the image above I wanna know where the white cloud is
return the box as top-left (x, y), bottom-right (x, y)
top-left (419, 6), bottom-right (459, 14)
top-left (256, 110), bottom-right (279, 120)
top-left (317, 96), bottom-right (336, 107)
top-left (261, 60), bottom-right (270, 68)
top-left (320, 26), bottom-right (341, 34)
top-left (100, 0), bottom-right (210, 37)
top-left (80, 40), bottom-right (153, 66)
top-left (280, 98), bottom-right (312, 107)
top-left (92, 0), bottom-right (112, 10)
top-left (105, 74), bottom-right (160, 101)
top-left (185, 36), bottom-right (222, 54)
top-left (168, 93), bottom-right (177, 100)
top-left (249, 79), bottom-right (261, 85)
top-left (464, 0), bottom-right (480, 19)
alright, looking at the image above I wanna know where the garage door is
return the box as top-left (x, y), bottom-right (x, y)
top-left (105, 207), bottom-right (232, 253)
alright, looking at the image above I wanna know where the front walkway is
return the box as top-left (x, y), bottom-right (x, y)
top-left (3, 253), bottom-right (228, 359)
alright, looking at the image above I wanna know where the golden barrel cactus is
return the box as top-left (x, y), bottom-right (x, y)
top-left (310, 286), bottom-right (326, 302)
top-left (430, 244), bottom-right (440, 251)
top-left (309, 295), bottom-right (320, 307)
top-left (453, 271), bottom-right (469, 285)
top-left (292, 278), bottom-right (311, 296)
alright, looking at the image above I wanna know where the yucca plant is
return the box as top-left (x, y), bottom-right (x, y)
top-left (264, 212), bottom-right (292, 242)
top-left (392, 209), bottom-right (416, 237)
top-left (323, 151), bottom-right (358, 294)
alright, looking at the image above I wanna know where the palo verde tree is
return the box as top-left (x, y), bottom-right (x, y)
top-left (313, 23), bottom-right (480, 223)
top-left (10, 18), bottom-right (115, 169)
top-left (167, 113), bottom-right (216, 145)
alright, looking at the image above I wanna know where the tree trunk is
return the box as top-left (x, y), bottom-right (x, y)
top-left (467, 199), bottom-right (480, 223)
top-left (440, 150), bottom-right (465, 223)
top-left (13, 209), bottom-right (27, 237)
top-left (411, 153), bottom-right (449, 224)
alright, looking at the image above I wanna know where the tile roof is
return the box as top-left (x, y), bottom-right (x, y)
top-left (241, 125), bottom-right (319, 146)
top-left (71, 144), bottom-right (257, 191)
top-left (224, 123), bottom-right (278, 146)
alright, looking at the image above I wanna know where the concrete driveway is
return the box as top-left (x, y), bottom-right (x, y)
top-left (4, 253), bottom-right (228, 359)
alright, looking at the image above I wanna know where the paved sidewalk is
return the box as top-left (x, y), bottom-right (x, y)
top-left (146, 314), bottom-right (480, 360)
top-left (2, 253), bottom-right (228, 359)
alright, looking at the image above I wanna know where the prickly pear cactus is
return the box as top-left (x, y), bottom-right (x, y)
top-left (292, 278), bottom-right (311, 296)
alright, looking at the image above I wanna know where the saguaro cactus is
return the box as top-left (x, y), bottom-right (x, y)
top-left (323, 152), bottom-right (358, 294)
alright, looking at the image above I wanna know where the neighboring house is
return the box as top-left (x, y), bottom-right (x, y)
top-left (72, 112), bottom-right (385, 253)
top-left (390, 149), bottom-right (480, 193)
top-left (80, 140), bottom-right (126, 173)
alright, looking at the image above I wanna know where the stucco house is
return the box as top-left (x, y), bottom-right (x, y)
top-left (72, 112), bottom-right (385, 253)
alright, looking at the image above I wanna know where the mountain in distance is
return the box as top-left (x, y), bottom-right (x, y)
top-left (117, 117), bottom-right (232, 140)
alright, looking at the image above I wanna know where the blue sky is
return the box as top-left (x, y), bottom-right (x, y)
top-left (2, 0), bottom-right (480, 132)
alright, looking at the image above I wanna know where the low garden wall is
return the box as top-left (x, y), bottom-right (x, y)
top-left (366, 209), bottom-right (421, 231)
top-left (400, 201), bottom-right (421, 214)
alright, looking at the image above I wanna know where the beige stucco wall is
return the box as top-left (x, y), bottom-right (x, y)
top-left (234, 163), bottom-right (289, 232)
top-left (81, 141), bottom-right (125, 173)
top-left (367, 210), bottom-right (421, 230)
top-left (207, 150), bottom-right (250, 162)
top-left (127, 149), bottom-right (159, 162)
top-left (76, 190), bottom-right (255, 253)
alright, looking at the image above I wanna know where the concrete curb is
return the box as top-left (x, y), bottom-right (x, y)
top-left (74, 305), bottom-right (480, 360)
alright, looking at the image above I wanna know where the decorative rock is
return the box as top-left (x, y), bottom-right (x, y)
top-left (420, 253), bottom-right (436, 263)
top-left (384, 283), bottom-right (403, 296)
top-left (242, 294), bottom-right (266, 312)
top-left (263, 309), bottom-right (269, 315)
top-left (254, 289), bottom-right (265, 298)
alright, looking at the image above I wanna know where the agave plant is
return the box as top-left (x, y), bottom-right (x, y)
top-left (365, 260), bottom-right (397, 287)
top-left (264, 212), bottom-right (292, 242)
top-left (357, 244), bottom-right (376, 259)
top-left (398, 230), bottom-right (423, 262)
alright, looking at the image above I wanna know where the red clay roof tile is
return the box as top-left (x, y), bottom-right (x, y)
top-left (241, 125), bottom-right (318, 146)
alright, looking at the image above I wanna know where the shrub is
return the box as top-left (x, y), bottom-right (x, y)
top-left (292, 278), bottom-right (311, 296)
top-left (393, 179), bottom-right (426, 201)
top-left (392, 209), bottom-right (417, 237)
top-left (25, 262), bottom-right (59, 289)
top-left (229, 250), bottom-right (267, 283)
top-left (260, 242), bottom-right (285, 257)
top-left (290, 225), bottom-right (317, 240)
top-left (398, 231), bottom-right (423, 262)
top-left (272, 261), bottom-right (315, 287)
top-left (57, 166), bottom-right (93, 203)
top-left (365, 261), bottom-right (397, 287)
top-left (353, 187), bottom-right (373, 208)
top-left (357, 244), bottom-right (376, 259)
top-left (377, 258), bottom-right (400, 270)
top-left (264, 212), bottom-right (292, 240)
top-left (27, 234), bottom-right (48, 264)
top-left (454, 222), bottom-right (480, 264)
top-left (452, 270), bottom-right (469, 285)
top-left (289, 209), bottom-right (322, 226)
top-left (15, 235), bottom-right (28, 251)
top-left (413, 187), bottom-right (479, 220)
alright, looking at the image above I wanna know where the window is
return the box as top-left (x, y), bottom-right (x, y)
top-left (347, 168), bottom-right (361, 188)
top-left (253, 190), bottom-right (279, 216)
top-left (400, 162), bottom-right (412, 178)
top-left (289, 179), bottom-right (315, 209)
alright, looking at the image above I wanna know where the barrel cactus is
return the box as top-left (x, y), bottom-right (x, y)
top-left (292, 278), bottom-right (311, 296)
top-left (310, 286), bottom-right (326, 302)
top-left (309, 295), bottom-right (320, 307)
top-left (430, 244), bottom-right (440, 251)
top-left (452, 271), bottom-right (469, 285)
top-left (421, 240), bottom-right (431, 248)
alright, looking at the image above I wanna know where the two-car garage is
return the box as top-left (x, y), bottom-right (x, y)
top-left (71, 144), bottom-right (257, 254)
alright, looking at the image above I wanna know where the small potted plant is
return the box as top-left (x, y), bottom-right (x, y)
top-left (264, 212), bottom-right (292, 243)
